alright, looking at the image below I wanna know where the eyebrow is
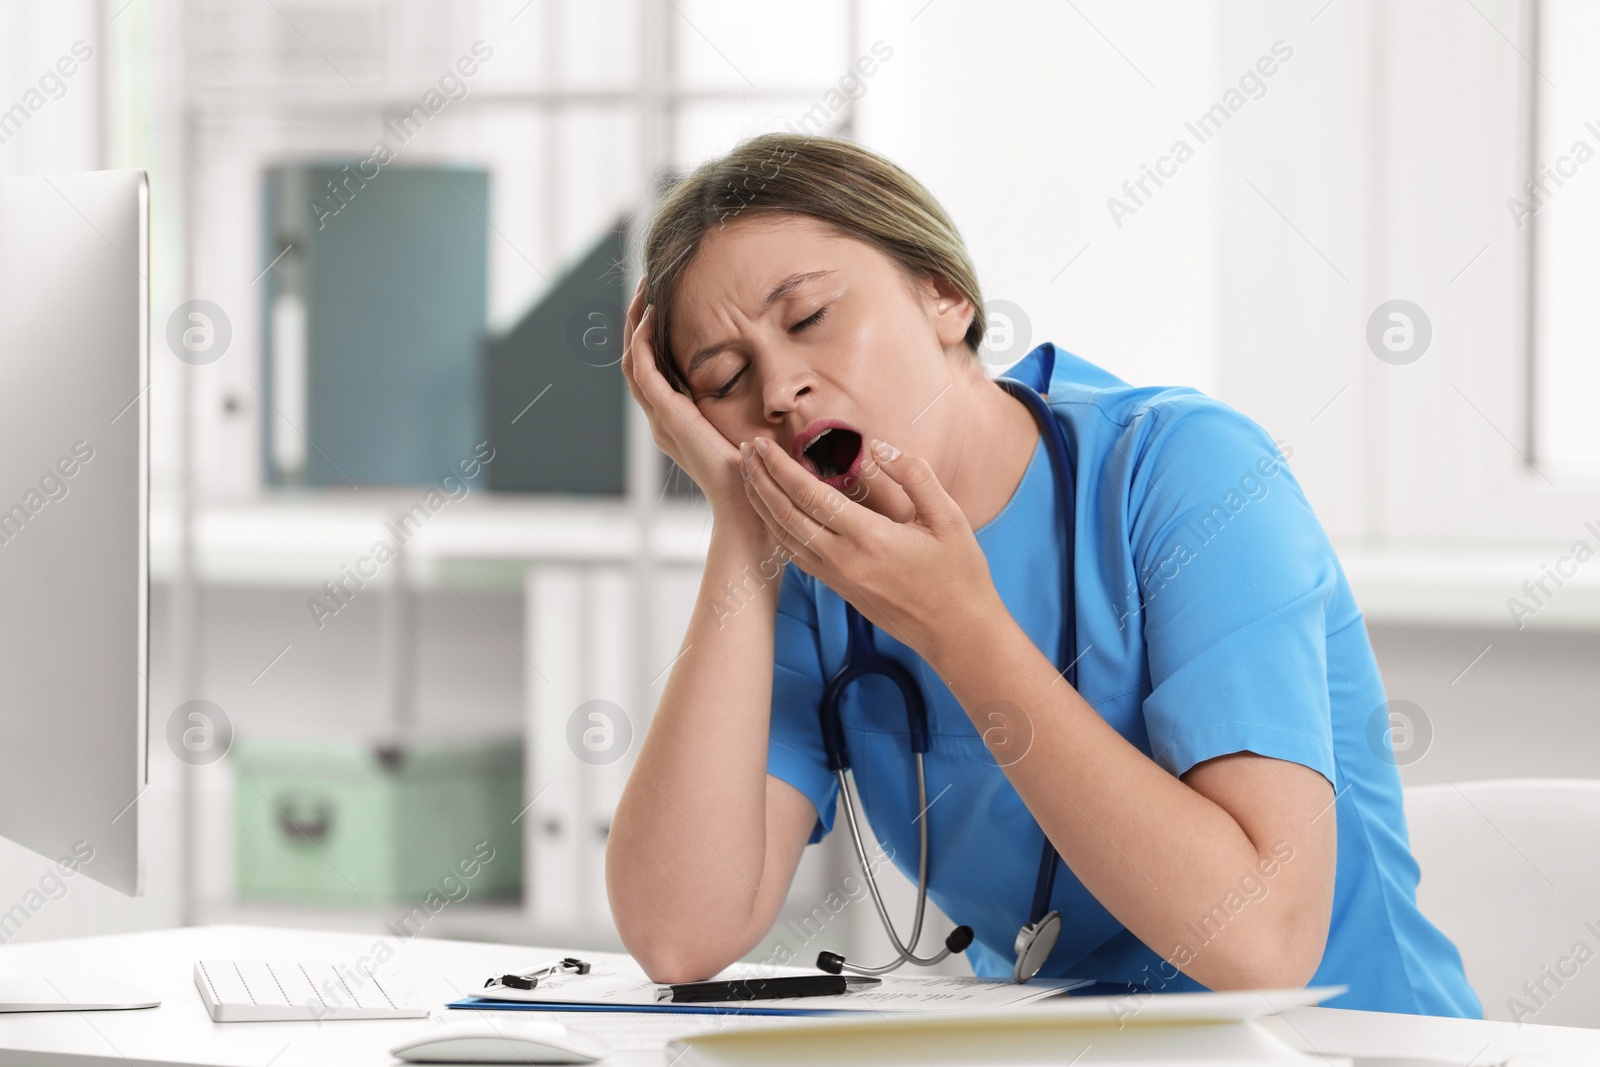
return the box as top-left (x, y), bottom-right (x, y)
top-left (683, 270), bottom-right (836, 379)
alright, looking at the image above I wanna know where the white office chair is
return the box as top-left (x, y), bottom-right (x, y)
top-left (1403, 778), bottom-right (1600, 1028)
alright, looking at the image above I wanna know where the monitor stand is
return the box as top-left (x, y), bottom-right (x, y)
top-left (0, 977), bottom-right (160, 1012)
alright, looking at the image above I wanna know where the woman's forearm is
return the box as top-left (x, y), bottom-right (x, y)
top-left (922, 599), bottom-right (1332, 991)
top-left (605, 519), bottom-right (792, 981)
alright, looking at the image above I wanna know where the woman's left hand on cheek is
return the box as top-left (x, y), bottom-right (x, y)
top-left (740, 435), bottom-right (1000, 658)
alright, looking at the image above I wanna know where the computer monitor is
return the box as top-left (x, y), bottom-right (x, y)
top-left (0, 169), bottom-right (150, 902)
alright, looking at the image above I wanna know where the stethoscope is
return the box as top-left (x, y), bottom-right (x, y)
top-left (813, 376), bottom-right (1078, 985)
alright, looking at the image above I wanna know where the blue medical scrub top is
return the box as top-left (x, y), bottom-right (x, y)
top-left (765, 342), bottom-right (1481, 1018)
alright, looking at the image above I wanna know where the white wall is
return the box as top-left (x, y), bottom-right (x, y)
top-left (859, 0), bottom-right (1223, 398)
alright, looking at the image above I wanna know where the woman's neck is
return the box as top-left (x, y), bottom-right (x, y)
top-left (938, 363), bottom-right (1041, 532)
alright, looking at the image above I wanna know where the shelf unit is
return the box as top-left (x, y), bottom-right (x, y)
top-left (152, 496), bottom-right (715, 588)
top-left (167, 0), bottom-right (864, 942)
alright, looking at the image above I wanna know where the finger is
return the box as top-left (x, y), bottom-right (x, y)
top-left (624, 275), bottom-right (644, 337)
top-left (624, 299), bottom-right (659, 387)
top-left (842, 440), bottom-right (917, 524)
top-left (744, 443), bottom-right (831, 552)
top-left (864, 439), bottom-right (962, 531)
top-left (630, 305), bottom-right (686, 411)
top-left (621, 288), bottom-right (654, 413)
top-left (627, 304), bottom-right (745, 498)
top-left (743, 461), bottom-right (823, 570)
top-left (751, 436), bottom-right (861, 539)
top-left (623, 276), bottom-right (645, 354)
top-left (628, 305), bottom-right (689, 422)
top-left (743, 442), bottom-right (835, 555)
top-left (620, 343), bottom-right (649, 415)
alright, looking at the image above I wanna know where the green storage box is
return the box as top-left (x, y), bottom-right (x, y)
top-left (233, 734), bottom-right (523, 906)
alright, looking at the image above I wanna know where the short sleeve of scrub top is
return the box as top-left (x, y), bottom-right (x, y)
top-left (1128, 397), bottom-right (1337, 786)
top-left (767, 563), bottom-right (840, 845)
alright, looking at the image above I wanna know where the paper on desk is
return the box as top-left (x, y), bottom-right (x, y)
top-left (467, 955), bottom-right (1090, 1012)
top-left (666, 986), bottom-right (1353, 1067)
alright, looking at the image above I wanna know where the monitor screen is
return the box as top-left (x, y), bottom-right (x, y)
top-left (0, 169), bottom-right (149, 897)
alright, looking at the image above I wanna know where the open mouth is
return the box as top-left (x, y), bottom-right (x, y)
top-left (799, 426), bottom-right (864, 486)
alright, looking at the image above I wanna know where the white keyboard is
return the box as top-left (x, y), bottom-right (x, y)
top-left (194, 959), bottom-right (430, 1022)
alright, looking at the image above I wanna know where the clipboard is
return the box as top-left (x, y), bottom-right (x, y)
top-left (449, 956), bottom-right (1086, 1015)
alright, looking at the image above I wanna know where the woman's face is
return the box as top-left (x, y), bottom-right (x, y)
top-left (665, 212), bottom-right (976, 519)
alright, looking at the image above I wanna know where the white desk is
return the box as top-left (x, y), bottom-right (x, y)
top-left (1, 925), bottom-right (1598, 1066)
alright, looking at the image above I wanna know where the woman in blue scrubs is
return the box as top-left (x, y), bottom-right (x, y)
top-left (606, 132), bottom-right (1481, 1018)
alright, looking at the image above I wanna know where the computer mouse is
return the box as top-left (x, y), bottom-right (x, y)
top-left (389, 1017), bottom-right (611, 1063)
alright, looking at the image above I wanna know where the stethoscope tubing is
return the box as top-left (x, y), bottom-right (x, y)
top-left (998, 376), bottom-right (1078, 926)
top-left (817, 376), bottom-right (1077, 977)
top-left (830, 758), bottom-right (957, 972)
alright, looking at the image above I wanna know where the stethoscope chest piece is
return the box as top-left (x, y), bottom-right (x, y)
top-left (1013, 909), bottom-right (1061, 984)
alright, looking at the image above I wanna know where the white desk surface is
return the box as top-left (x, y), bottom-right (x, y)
top-left (0, 924), bottom-right (1597, 1066)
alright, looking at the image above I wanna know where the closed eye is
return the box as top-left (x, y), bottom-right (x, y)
top-left (709, 306), bottom-right (829, 399)
top-left (790, 305), bottom-right (829, 332)
top-left (711, 365), bottom-right (746, 400)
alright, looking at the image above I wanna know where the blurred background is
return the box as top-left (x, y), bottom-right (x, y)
top-left (2, 0), bottom-right (1599, 1013)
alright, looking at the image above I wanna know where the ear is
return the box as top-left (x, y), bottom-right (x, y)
top-left (913, 271), bottom-right (976, 351)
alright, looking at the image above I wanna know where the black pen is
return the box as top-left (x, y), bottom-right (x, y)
top-left (656, 974), bottom-right (881, 1003)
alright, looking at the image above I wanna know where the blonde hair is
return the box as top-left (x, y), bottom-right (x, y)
top-left (639, 132), bottom-right (986, 395)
